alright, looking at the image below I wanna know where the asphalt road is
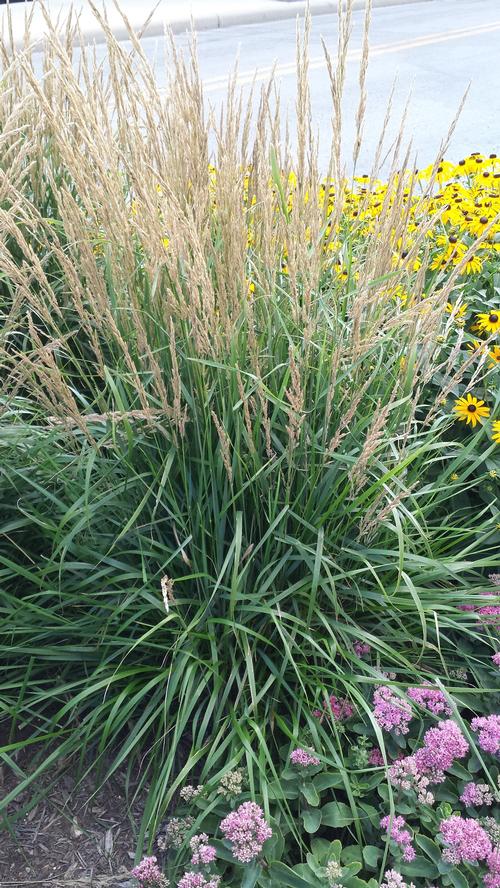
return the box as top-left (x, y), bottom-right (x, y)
top-left (133, 0), bottom-right (500, 174)
top-left (28, 0), bottom-right (499, 174)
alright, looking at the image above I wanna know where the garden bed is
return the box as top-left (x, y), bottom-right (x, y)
top-left (0, 2), bottom-right (499, 887)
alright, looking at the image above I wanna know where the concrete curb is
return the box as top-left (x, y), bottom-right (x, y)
top-left (1, 0), bottom-right (434, 50)
top-left (210, 0), bottom-right (433, 34)
top-left (177, 0), bottom-right (434, 34)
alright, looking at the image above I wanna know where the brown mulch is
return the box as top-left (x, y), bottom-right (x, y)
top-left (0, 737), bottom-right (145, 888)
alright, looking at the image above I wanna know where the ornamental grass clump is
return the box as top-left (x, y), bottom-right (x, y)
top-left (0, 0), bottom-right (499, 870)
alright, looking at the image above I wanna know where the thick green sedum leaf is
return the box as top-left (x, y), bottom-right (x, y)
top-left (302, 807), bottom-right (322, 833)
top-left (300, 781), bottom-right (321, 807)
top-left (267, 862), bottom-right (323, 888)
top-left (362, 845), bottom-right (381, 868)
top-left (321, 801), bottom-right (355, 828)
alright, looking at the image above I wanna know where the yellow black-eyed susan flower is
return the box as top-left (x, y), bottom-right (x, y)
top-left (459, 254), bottom-right (483, 275)
top-left (488, 346), bottom-right (500, 368)
top-left (453, 393), bottom-right (490, 428)
top-left (493, 420), bottom-right (500, 444)
top-left (476, 310), bottom-right (500, 334)
top-left (446, 301), bottom-right (468, 320)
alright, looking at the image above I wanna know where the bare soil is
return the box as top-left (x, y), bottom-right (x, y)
top-left (0, 738), bottom-right (145, 888)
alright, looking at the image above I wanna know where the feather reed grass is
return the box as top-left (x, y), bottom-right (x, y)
top-left (0, 0), bottom-right (498, 851)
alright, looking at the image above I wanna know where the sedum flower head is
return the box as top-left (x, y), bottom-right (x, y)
top-left (353, 641), bottom-right (371, 657)
top-left (471, 714), bottom-right (500, 755)
top-left (483, 816), bottom-right (500, 846)
top-left (217, 768), bottom-right (245, 800)
top-left (189, 834), bottom-right (217, 866)
top-left (407, 686), bottom-right (452, 716)
top-left (289, 747), bottom-right (321, 767)
top-left (414, 719), bottom-right (469, 781)
top-left (178, 874), bottom-right (220, 888)
top-left (373, 686), bottom-right (412, 735)
top-left (131, 856), bottom-right (169, 888)
top-left (388, 754), bottom-right (435, 805)
top-left (440, 815), bottom-right (492, 864)
top-left (460, 781), bottom-right (494, 807)
top-left (486, 846), bottom-right (500, 888)
top-left (380, 870), bottom-right (415, 888)
top-left (180, 784), bottom-right (204, 803)
top-left (220, 801), bottom-right (272, 863)
top-left (325, 859), bottom-right (343, 887)
top-left (157, 816), bottom-right (194, 851)
top-left (313, 694), bottom-right (355, 723)
top-left (450, 667), bottom-right (468, 681)
top-left (368, 748), bottom-right (384, 766)
top-left (380, 815), bottom-right (415, 862)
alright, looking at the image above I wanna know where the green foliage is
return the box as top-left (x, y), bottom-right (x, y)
top-left (2, 292), bottom-right (499, 847)
top-left (147, 687), bottom-right (499, 887)
top-left (0, 7), bottom-right (498, 883)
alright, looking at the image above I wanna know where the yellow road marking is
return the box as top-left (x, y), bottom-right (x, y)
top-left (201, 20), bottom-right (500, 92)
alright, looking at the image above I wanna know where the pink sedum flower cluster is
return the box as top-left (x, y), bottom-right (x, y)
top-left (389, 720), bottom-right (469, 804)
top-left (353, 641), bottom-right (371, 657)
top-left (486, 847), bottom-right (500, 888)
top-left (471, 714), bottom-right (500, 755)
top-left (220, 802), bottom-right (272, 863)
top-left (407, 687), bottom-right (452, 716)
top-left (368, 748), bottom-right (384, 766)
top-left (131, 856), bottom-right (168, 888)
top-left (189, 834), bottom-right (217, 866)
top-left (380, 870), bottom-right (415, 888)
top-left (460, 781), bottom-right (494, 807)
top-left (178, 874), bottom-right (220, 888)
top-left (388, 756), bottom-right (435, 805)
top-left (440, 815), bottom-right (492, 865)
top-left (380, 815), bottom-right (415, 862)
top-left (373, 686), bottom-right (412, 735)
top-left (289, 747), bottom-right (321, 767)
top-left (492, 652), bottom-right (500, 667)
top-left (413, 719), bottom-right (469, 781)
top-left (459, 586), bottom-right (500, 627)
top-left (313, 694), bottom-right (355, 722)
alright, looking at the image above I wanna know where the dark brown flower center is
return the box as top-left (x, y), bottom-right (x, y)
top-left (467, 404), bottom-right (477, 413)
top-left (489, 313), bottom-right (499, 323)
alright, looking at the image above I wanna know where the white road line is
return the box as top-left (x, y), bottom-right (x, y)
top-left (199, 20), bottom-right (500, 93)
